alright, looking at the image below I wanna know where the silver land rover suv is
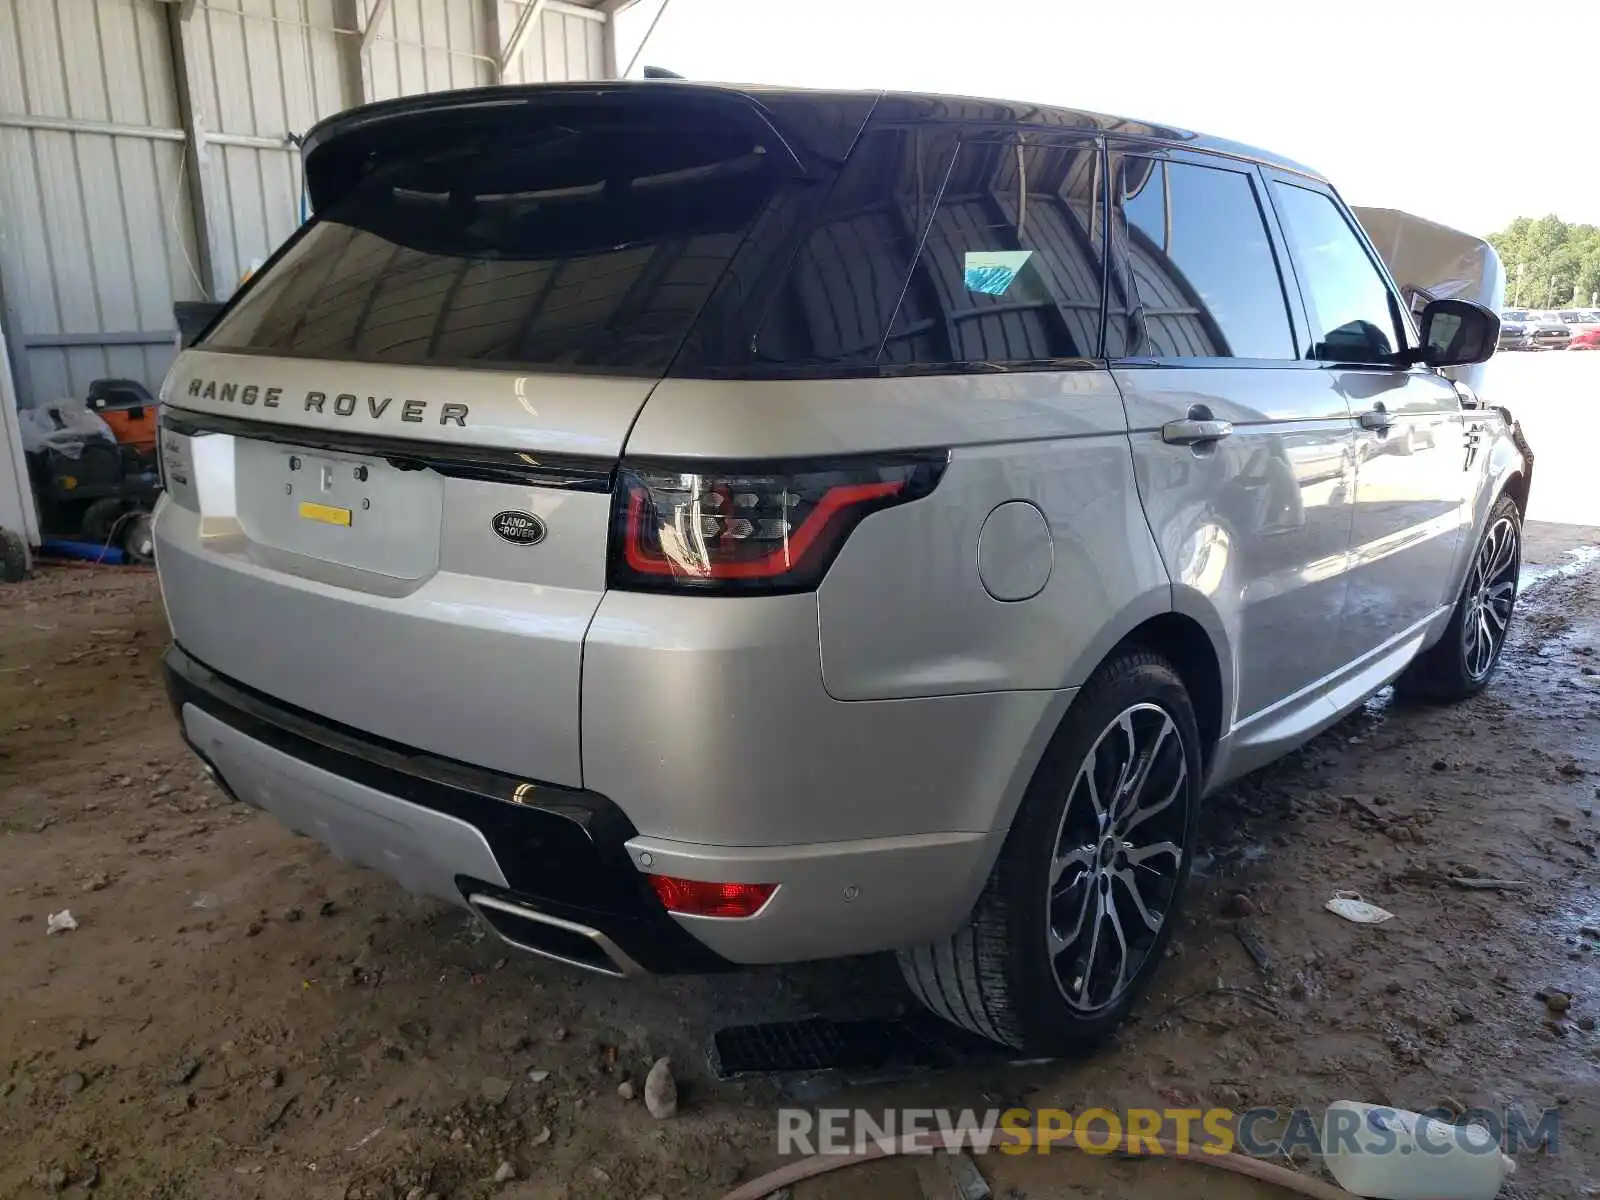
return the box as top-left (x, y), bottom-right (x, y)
top-left (156, 82), bottom-right (1528, 1053)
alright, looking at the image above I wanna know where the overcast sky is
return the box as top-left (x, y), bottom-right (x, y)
top-left (614, 0), bottom-right (1598, 237)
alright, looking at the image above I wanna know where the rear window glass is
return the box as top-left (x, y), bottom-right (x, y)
top-left (747, 133), bottom-right (1105, 371)
top-left (204, 124), bottom-right (780, 372)
top-left (749, 127), bottom-right (955, 370)
top-left (882, 139), bottom-right (1105, 365)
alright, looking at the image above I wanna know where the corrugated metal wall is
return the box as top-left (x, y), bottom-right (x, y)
top-left (0, 0), bottom-right (199, 408)
top-left (0, 0), bottom-right (619, 415)
top-left (183, 0), bottom-right (351, 291)
top-left (495, 1), bottom-right (606, 86)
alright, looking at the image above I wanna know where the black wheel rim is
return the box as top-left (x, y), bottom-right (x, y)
top-left (1046, 702), bottom-right (1190, 1014)
top-left (123, 513), bottom-right (155, 563)
top-left (1462, 515), bottom-right (1518, 681)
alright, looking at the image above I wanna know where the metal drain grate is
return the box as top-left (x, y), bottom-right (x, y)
top-left (711, 1014), bottom-right (1030, 1079)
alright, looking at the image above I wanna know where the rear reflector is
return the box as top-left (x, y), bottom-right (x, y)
top-left (647, 875), bottom-right (777, 919)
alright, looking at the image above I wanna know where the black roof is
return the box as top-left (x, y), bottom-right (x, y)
top-left (303, 81), bottom-right (1325, 209)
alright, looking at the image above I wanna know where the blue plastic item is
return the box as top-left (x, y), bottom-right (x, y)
top-left (39, 538), bottom-right (129, 565)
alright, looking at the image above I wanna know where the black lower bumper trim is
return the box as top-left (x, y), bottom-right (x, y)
top-left (164, 645), bottom-right (731, 974)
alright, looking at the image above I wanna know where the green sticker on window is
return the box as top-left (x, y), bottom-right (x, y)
top-left (964, 250), bottom-right (1034, 296)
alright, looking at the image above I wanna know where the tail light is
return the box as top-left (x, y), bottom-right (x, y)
top-left (647, 875), bottom-right (777, 918)
top-left (609, 453), bottom-right (946, 593)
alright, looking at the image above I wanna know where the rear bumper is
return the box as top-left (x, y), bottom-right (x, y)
top-left (165, 645), bottom-right (1016, 968)
top-left (166, 645), bottom-right (727, 974)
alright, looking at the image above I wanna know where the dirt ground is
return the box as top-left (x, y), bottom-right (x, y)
top-left (3, 519), bottom-right (1598, 1200)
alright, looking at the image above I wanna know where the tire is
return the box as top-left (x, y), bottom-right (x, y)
top-left (0, 527), bottom-right (26, 583)
top-left (1396, 492), bottom-right (1521, 703)
top-left (898, 649), bottom-right (1203, 1053)
top-left (81, 497), bottom-right (125, 545)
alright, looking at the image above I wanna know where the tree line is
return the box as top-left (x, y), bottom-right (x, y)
top-left (1487, 215), bottom-right (1600, 310)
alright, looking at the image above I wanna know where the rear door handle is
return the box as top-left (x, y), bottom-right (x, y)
top-left (1358, 405), bottom-right (1393, 431)
top-left (1161, 417), bottom-right (1234, 445)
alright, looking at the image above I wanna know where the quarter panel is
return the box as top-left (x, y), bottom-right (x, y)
top-left (581, 589), bottom-right (1072, 845)
top-left (817, 381), bottom-right (1167, 698)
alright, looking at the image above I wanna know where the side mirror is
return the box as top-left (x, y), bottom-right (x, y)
top-left (1417, 298), bottom-right (1498, 367)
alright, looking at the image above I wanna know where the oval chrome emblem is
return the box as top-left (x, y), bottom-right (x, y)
top-left (491, 510), bottom-right (546, 546)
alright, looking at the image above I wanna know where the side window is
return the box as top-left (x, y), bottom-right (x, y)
top-left (881, 138), bottom-right (1105, 365)
top-left (1109, 156), bottom-right (1296, 360)
top-left (751, 128), bottom-right (953, 370)
top-left (1270, 183), bottom-right (1403, 365)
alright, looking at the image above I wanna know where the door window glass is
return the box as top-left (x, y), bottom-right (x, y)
top-left (1271, 182), bottom-right (1403, 365)
top-left (1111, 157), bottom-right (1296, 360)
top-left (881, 139), bottom-right (1105, 365)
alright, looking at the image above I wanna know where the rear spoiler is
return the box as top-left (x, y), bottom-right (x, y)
top-left (300, 82), bottom-right (877, 214)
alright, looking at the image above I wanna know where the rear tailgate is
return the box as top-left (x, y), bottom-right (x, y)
top-left (155, 88), bottom-right (804, 786)
top-left (158, 358), bottom-right (645, 787)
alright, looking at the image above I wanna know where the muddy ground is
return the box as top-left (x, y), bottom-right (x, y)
top-left (3, 524), bottom-right (1599, 1193)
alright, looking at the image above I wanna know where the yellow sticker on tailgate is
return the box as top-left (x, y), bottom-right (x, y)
top-left (297, 501), bottom-right (353, 527)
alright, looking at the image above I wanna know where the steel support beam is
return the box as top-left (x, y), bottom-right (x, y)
top-left (0, 316), bottom-right (39, 550)
top-left (0, 112), bottom-right (185, 141)
top-left (501, 0), bottom-right (549, 74)
top-left (207, 131), bottom-right (296, 150)
top-left (19, 331), bottom-right (180, 349)
top-left (332, 0), bottom-right (370, 104)
top-left (165, 2), bottom-right (223, 300)
top-left (621, 0), bottom-right (672, 77)
top-left (359, 0), bottom-right (394, 52)
top-left (547, 0), bottom-right (608, 19)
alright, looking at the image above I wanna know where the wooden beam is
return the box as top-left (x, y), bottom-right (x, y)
top-left (360, 0), bottom-right (394, 52)
top-left (500, 0), bottom-right (548, 74)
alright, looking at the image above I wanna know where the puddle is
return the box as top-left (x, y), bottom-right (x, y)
top-left (1520, 544), bottom-right (1600, 593)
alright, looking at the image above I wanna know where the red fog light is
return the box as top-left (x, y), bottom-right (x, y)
top-left (647, 875), bottom-right (777, 918)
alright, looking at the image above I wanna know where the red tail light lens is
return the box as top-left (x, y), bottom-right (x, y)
top-left (610, 454), bottom-right (946, 593)
top-left (647, 875), bottom-right (777, 918)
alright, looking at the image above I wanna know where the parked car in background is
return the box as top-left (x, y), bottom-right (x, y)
top-left (1497, 318), bottom-right (1535, 351)
top-left (1527, 311), bottom-right (1572, 349)
top-left (1558, 309), bottom-right (1600, 332)
top-left (154, 82), bottom-right (1528, 1053)
top-left (1569, 327), bottom-right (1600, 350)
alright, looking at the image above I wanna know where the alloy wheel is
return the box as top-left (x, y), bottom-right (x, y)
top-left (1045, 703), bottom-right (1190, 1013)
top-left (1462, 515), bottom-right (1519, 681)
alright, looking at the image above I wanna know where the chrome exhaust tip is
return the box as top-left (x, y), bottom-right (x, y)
top-left (466, 893), bottom-right (643, 979)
